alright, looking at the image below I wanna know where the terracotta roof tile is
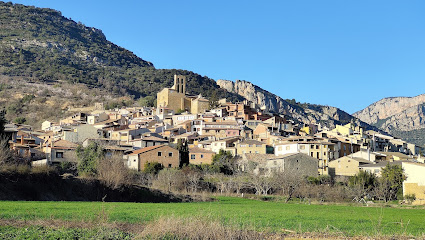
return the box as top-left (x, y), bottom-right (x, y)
top-left (128, 145), bottom-right (167, 155)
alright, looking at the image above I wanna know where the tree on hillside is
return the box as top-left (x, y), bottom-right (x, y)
top-left (208, 90), bottom-right (219, 110)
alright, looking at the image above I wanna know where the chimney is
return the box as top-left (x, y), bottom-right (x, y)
top-left (21, 136), bottom-right (24, 145)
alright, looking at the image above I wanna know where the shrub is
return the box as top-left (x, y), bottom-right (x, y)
top-left (143, 161), bottom-right (163, 175)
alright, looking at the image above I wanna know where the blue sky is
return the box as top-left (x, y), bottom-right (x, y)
top-left (9, 0), bottom-right (425, 113)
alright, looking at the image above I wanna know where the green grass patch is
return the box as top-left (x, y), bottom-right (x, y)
top-left (0, 197), bottom-right (424, 237)
top-left (0, 226), bottom-right (132, 240)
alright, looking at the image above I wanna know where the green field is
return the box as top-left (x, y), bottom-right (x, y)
top-left (0, 197), bottom-right (424, 238)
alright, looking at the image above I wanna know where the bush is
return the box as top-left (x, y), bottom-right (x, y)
top-left (143, 161), bottom-right (163, 175)
top-left (13, 117), bottom-right (26, 124)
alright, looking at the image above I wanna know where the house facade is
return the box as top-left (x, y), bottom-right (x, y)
top-left (127, 145), bottom-right (180, 171)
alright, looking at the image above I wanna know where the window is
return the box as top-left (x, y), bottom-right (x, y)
top-left (316, 145), bottom-right (319, 149)
top-left (256, 145), bottom-right (262, 147)
top-left (56, 152), bottom-right (63, 158)
top-left (191, 154), bottom-right (195, 159)
top-left (311, 145), bottom-right (314, 148)
top-left (249, 144), bottom-right (253, 147)
top-left (255, 151), bottom-right (259, 153)
top-left (300, 145), bottom-right (305, 150)
top-left (344, 145), bottom-right (346, 151)
top-left (158, 152), bottom-right (162, 157)
top-left (168, 152), bottom-right (173, 157)
top-left (311, 152), bottom-right (314, 157)
top-left (201, 154), bottom-right (204, 158)
top-left (168, 164), bottom-right (172, 168)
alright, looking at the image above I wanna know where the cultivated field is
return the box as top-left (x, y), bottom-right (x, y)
top-left (0, 197), bottom-right (424, 239)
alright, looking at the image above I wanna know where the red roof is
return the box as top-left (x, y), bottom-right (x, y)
top-left (129, 145), bottom-right (168, 155)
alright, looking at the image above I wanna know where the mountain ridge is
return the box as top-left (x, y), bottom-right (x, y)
top-left (353, 94), bottom-right (425, 146)
top-left (217, 79), bottom-right (383, 132)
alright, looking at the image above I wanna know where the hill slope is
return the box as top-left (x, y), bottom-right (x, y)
top-left (0, 1), bottom-right (242, 101)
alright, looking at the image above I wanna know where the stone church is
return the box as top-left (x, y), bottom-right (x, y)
top-left (157, 75), bottom-right (209, 114)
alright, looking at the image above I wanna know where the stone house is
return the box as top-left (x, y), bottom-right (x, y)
top-left (189, 147), bottom-right (215, 165)
top-left (44, 139), bottom-right (78, 165)
top-left (235, 139), bottom-right (267, 155)
top-left (239, 153), bottom-right (318, 177)
top-left (261, 152), bottom-right (318, 177)
top-left (127, 145), bottom-right (180, 171)
top-left (210, 137), bottom-right (241, 156)
top-left (328, 156), bottom-right (373, 177)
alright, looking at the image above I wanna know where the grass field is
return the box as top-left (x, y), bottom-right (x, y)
top-left (0, 197), bottom-right (424, 238)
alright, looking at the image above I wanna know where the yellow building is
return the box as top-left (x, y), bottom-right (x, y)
top-left (157, 75), bottom-right (209, 114)
top-left (402, 162), bottom-right (425, 205)
top-left (328, 156), bottom-right (372, 177)
top-left (236, 140), bottom-right (267, 156)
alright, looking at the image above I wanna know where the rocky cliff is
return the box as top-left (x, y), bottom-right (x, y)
top-left (216, 79), bottom-right (379, 131)
top-left (353, 94), bottom-right (425, 132)
top-left (353, 95), bottom-right (425, 145)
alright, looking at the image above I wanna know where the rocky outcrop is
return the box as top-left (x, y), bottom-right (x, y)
top-left (216, 79), bottom-right (379, 131)
top-left (353, 94), bottom-right (425, 126)
top-left (353, 95), bottom-right (425, 146)
top-left (353, 95), bottom-right (425, 132)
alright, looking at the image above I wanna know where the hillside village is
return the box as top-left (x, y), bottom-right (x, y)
top-left (4, 75), bottom-right (425, 203)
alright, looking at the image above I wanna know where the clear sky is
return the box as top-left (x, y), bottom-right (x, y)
top-left (9, 0), bottom-right (425, 114)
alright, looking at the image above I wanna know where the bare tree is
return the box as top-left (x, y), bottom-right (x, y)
top-left (232, 174), bottom-right (250, 195)
top-left (183, 168), bottom-right (203, 193)
top-left (248, 173), bottom-right (277, 196)
top-left (154, 168), bottom-right (185, 192)
top-left (276, 170), bottom-right (304, 202)
top-left (97, 154), bottom-right (130, 190)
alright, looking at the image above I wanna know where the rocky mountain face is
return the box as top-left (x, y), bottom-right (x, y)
top-left (353, 95), bottom-right (425, 146)
top-left (217, 79), bottom-right (380, 131)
